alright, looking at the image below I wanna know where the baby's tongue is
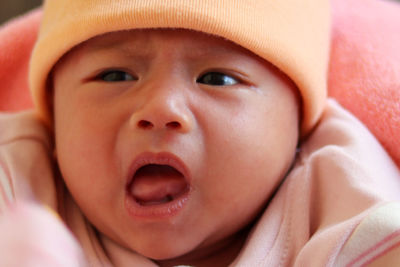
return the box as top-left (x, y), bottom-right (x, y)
top-left (129, 164), bottom-right (188, 205)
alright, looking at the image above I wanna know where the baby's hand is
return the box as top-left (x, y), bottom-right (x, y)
top-left (0, 202), bottom-right (86, 266)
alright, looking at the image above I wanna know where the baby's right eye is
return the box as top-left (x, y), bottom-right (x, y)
top-left (98, 70), bottom-right (136, 82)
top-left (196, 72), bottom-right (239, 86)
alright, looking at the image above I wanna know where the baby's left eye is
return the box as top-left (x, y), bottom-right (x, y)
top-left (196, 72), bottom-right (238, 86)
top-left (98, 70), bottom-right (136, 82)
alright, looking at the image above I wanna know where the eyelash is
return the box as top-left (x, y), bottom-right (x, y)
top-left (95, 69), bottom-right (242, 87)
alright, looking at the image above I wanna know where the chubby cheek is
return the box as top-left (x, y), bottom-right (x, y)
top-left (198, 93), bottom-right (298, 234)
top-left (54, 94), bottom-right (123, 210)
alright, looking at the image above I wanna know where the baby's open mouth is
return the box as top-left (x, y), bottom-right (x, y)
top-left (128, 164), bottom-right (190, 206)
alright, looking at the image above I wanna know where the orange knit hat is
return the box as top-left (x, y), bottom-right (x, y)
top-left (29, 0), bottom-right (331, 136)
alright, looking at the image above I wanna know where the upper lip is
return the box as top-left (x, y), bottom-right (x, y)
top-left (126, 151), bottom-right (191, 186)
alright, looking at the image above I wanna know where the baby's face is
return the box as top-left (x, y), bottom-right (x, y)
top-left (52, 29), bottom-right (299, 262)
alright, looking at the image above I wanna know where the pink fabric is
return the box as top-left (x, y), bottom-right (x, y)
top-left (0, 202), bottom-right (86, 266)
top-left (0, 0), bottom-right (399, 166)
top-left (0, 9), bottom-right (40, 111)
top-left (328, 0), bottom-right (400, 166)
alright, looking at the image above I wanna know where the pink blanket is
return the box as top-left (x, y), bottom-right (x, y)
top-left (0, 0), bottom-right (400, 165)
top-left (329, 0), bottom-right (400, 167)
top-left (0, 9), bottom-right (40, 111)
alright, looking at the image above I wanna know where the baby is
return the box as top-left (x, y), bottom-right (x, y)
top-left (52, 28), bottom-right (299, 266)
top-left (1, 0), bottom-right (400, 266)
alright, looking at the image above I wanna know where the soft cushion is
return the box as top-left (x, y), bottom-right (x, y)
top-left (329, 0), bottom-right (400, 166)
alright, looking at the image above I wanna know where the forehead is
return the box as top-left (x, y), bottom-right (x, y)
top-left (60, 28), bottom-right (266, 64)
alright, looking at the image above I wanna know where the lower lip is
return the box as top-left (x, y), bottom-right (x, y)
top-left (124, 190), bottom-right (190, 220)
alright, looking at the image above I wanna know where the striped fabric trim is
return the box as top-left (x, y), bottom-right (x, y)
top-left (347, 230), bottom-right (400, 266)
top-left (334, 202), bottom-right (400, 267)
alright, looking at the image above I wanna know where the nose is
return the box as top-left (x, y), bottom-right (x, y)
top-left (129, 84), bottom-right (193, 133)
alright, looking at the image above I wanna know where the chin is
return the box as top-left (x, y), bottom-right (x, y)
top-left (132, 236), bottom-right (198, 261)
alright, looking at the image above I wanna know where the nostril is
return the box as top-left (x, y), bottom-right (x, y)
top-left (166, 121), bottom-right (181, 129)
top-left (136, 120), bottom-right (183, 130)
top-left (138, 120), bottom-right (154, 129)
